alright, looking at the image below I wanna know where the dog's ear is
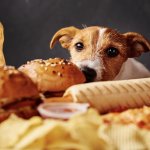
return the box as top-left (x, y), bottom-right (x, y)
top-left (124, 32), bottom-right (150, 57)
top-left (50, 26), bottom-right (79, 49)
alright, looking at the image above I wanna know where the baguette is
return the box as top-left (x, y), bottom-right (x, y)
top-left (63, 78), bottom-right (150, 113)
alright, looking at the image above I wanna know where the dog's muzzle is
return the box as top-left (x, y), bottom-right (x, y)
top-left (81, 66), bottom-right (97, 82)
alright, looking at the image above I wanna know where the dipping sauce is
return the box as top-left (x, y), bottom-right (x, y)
top-left (37, 102), bottom-right (89, 120)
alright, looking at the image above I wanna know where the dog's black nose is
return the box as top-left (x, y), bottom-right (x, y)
top-left (81, 67), bottom-right (97, 82)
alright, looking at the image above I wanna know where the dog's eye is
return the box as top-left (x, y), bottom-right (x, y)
top-left (75, 42), bottom-right (84, 51)
top-left (106, 47), bottom-right (119, 57)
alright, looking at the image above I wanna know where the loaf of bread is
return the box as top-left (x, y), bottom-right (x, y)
top-left (62, 78), bottom-right (150, 113)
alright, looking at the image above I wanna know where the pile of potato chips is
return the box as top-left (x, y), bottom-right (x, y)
top-left (0, 109), bottom-right (150, 150)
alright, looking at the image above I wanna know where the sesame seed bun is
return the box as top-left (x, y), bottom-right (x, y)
top-left (0, 66), bottom-right (39, 107)
top-left (19, 58), bottom-right (86, 92)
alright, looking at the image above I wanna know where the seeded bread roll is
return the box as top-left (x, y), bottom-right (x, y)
top-left (19, 58), bottom-right (86, 92)
top-left (0, 66), bottom-right (39, 107)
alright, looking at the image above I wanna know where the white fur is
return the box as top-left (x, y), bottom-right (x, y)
top-left (96, 28), bottom-right (106, 51)
top-left (114, 58), bottom-right (150, 80)
top-left (99, 28), bottom-right (106, 39)
top-left (74, 59), bottom-right (105, 81)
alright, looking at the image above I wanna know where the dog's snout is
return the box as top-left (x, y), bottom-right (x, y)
top-left (81, 67), bottom-right (97, 82)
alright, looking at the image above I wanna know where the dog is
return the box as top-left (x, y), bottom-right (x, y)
top-left (50, 26), bottom-right (150, 82)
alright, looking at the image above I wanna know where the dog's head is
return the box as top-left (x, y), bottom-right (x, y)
top-left (50, 26), bottom-right (150, 82)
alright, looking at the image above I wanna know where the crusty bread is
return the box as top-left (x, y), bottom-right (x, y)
top-left (0, 66), bottom-right (39, 107)
top-left (19, 58), bottom-right (86, 92)
top-left (63, 78), bottom-right (150, 113)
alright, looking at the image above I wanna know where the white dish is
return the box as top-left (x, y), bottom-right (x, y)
top-left (38, 102), bottom-right (89, 119)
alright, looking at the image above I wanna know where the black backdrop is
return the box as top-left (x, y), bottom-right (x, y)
top-left (0, 0), bottom-right (150, 69)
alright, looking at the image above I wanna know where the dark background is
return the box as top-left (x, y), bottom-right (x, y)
top-left (0, 0), bottom-right (150, 69)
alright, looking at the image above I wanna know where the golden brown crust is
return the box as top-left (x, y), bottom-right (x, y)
top-left (19, 58), bottom-right (86, 92)
top-left (0, 66), bottom-right (39, 107)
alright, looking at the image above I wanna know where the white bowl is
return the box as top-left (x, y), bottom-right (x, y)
top-left (37, 102), bottom-right (89, 120)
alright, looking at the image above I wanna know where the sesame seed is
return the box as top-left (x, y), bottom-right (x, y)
top-left (9, 70), bottom-right (18, 75)
top-left (40, 64), bottom-right (44, 67)
top-left (50, 63), bottom-right (57, 67)
top-left (57, 72), bottom-right (62, 77)
top-left (45, 63), bottom-right (50, 66)
top-left (4, 66), bottom-right (15, 70)
top-left (33, 59), bottom-right (45, 64)
top-left (39, 60), bottom-right (45, 64)
top-left (59, 61), bottom-right (62, 65)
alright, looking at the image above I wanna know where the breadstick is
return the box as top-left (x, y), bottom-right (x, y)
top-left (0, 23), bottom-right (5, 66)
top-left (64, 78), bottom-right (150, 113)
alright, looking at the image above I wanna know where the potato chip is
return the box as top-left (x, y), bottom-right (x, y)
top-left (140, 129), bottom-right (150, 148)
top-left (66, 109), bottom-right (114, 150)
top-left (0, 114), bottom-right (42, 148)
top-left (47, 140), bottom-right (91, 150)
top-left (23, 124), bottom-right (75, 150)
top-left (15, 120), bottom-right (59, 149)
top-left (98, 124), bottom-right (150, 150)
top-left (0, 108), bottom-right (150, 150)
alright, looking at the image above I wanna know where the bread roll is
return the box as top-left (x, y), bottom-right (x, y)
top-left (63, 78), bottom-right (150, 113)
top-left (19, 58), bottom-right (85, 92)
top-left (0, 66), bottom-right (39, 107)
